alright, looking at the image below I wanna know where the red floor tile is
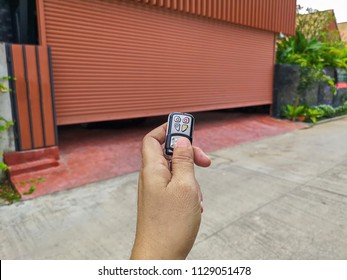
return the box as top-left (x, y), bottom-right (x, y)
top-left (12, 111), bottom-right (305, 199)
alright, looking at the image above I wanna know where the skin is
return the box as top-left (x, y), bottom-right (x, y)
top-left (131, 123), bottom-right (211, 260)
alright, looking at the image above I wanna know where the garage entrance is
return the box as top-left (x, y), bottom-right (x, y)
top-left (43, 0), bottom-right (275, 125)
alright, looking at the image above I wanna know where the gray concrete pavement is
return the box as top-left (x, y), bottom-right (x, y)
top-left (1, 117), bottom-right (347, 259)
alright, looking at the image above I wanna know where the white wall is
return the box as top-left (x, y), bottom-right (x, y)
top-left (0, 43), bottom-right (15, 177)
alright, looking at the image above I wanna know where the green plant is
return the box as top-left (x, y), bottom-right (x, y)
top-left (282, 102), bottom-right (347, 124)
top-left (0, 161), bottom-right (8, 171)
top-left (0, 83), bottom-right (9, 93)
top-left (320, 43), bottom-right (347, 69)
top-left (0, 78), bottom-right (14, 135)
top-left (19, 177), bottom-right (46, 197)
top-left (0, 116), bottom-right (14, 133)
top-left (276, 30), bottom-right (337, 95)
top-left (314, 104), bottom-right (336, 118)
top-left (0, 117), bottom-right (14, 175)
top-left (0, 180), bottom-right (21, 204)
top-left (276, 6), bottom-right (347, 122)
top-left (23, 186), bottom-right (36, 195)
top-left (276, 31), bottom-right (325, 66)
top-left (310, 103), bottom-right (347, 120)
top-left (282, 104), bottom-right (326, 123)
top-left (341, 92), bottom-right (347, 104)
top-left (334, 104), bottom-right (347, 116)
top-left (281, 105), bottom-right (306, 121)
top-left (276, 6), bottom-right (347, 103)
top-left (0, 76), bottom-right (17, 205)
top-left (1, 77), bottom-right (15, 179)
top-left (0, 76), bottom-right (14, 93)
top-left (19, 177), bottom-right (46, 185)
top-left (305, 107), bottom-right (323, 123)
top-left (296, 6), bottom-right (340, 43)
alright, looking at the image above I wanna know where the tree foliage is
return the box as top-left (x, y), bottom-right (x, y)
top-left (277, 6), bottom-right (347, 69)
top-left (296, 6), bottom-right (340, 43)
top-left (276, 5), bottom-right (347, 99)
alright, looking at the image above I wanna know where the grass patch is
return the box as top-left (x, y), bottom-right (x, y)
top-left (0, 179), bottom-right (21, 205)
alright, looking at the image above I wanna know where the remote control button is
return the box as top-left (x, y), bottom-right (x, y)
top-left (181, 124), bottom-right (188, 132)
top-left (170, 136), bottom-right (179, 148)
top-left (174, 123), bottom-right (180, 131)
top-left (182, 117), bottom-right (190, 124)
top-left (174, 116), bottom-right (181, 122)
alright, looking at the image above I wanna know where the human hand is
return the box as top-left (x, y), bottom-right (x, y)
top-left (130, 123), bottom-right (211, 260)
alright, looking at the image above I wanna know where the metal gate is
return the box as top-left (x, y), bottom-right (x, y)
top-left (42, 0), bottom-right (276, 125)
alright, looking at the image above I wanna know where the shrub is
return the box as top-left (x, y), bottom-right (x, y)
top-left (276, 6), bottom-right (347, 100)
top-left (334, 104), bottom-right (347, 116)
top-left (314, 104), bottom-right (336, 118)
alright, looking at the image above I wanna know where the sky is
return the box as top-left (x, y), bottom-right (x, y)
top-left (296, 0), bottom-right (347, 23)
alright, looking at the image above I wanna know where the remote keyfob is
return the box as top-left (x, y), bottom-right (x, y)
top-left (164, 112), bottom-right (194, 156)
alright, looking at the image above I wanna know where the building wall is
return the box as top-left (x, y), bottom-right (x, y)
top-left (338, 22), bottom-right (347, 43)
top-left (0, 43), bottom-right (16, 176)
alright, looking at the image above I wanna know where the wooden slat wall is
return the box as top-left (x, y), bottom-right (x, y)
top-left (7, 44), bottom-right (57, 151)
top-left (135, 0), bottom-right (297, 35)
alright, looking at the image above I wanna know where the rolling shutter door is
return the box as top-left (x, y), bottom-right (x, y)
top-left (43, 0), bottom-right (275, 125)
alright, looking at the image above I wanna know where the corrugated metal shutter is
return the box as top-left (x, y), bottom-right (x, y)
top-left (43, 0), bottom-right (275, 125)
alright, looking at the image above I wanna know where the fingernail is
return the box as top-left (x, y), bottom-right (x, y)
top-left (175, 137), bottom-right (191, 148)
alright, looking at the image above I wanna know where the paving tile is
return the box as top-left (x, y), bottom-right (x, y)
top-left (195, 164), bottom-right (298, 243)
top-left (0, 174), bottom-right (139, 259)
top-left (212, 120), bottom-right (347, 183)
top-left (1, 116), bottom-right (346, 260)
top-left (190, 185), bottom-right (347, 260)
top-left (12, 112), bottom-right (303, 199)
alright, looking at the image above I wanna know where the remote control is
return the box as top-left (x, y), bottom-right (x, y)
top-left (164, 112), bottom-right (195, 156)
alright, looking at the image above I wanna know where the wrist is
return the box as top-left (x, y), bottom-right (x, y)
top-left (130, 238), bottom-right (186, 260)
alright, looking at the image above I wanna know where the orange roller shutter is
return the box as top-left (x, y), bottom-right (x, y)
top-left (43, 0), bottom-right (275, 125)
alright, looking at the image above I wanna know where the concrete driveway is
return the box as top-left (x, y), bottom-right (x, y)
top-left (1, 117), bottom-right (347, 259)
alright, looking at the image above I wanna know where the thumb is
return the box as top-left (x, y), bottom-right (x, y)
top-left (171, 137), bottom-right (195, 183)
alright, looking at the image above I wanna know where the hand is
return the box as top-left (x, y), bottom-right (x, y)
top-left (131, 123), bottom-right (211, 260)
